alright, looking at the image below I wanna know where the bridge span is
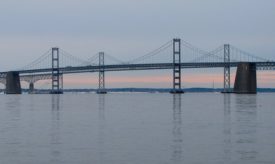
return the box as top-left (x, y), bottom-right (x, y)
top-left (8, 61), bottom-right (275, 75)
top-left (0, 38), bottom-right (274, 94)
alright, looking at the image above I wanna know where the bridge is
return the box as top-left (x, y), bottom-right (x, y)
top-left (0, 38), bottom-right (274, 94)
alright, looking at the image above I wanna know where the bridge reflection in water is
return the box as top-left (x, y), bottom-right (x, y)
top-left (171, 94), bottom-right (183, 163)
top-left (222, 94), bottom-right (258, 163)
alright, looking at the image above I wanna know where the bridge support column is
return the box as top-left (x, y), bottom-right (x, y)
top-left (51, 47), bottom-right (63, 94)
top-left (5, 71), bottom-right (22, 94)
top-left (170, 38), bottom-right (184, 94)
top-left (222, 44), bottom-right (232, 93)
top-left (97, 52), bottom-right (107, 94)
top-left (233, 62), bottom-right (257, 94)
top-left (29, 82), bottom-right (34, 94)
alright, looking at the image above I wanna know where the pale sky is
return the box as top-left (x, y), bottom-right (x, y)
top-left (0, 0), bottom-right (275, 88)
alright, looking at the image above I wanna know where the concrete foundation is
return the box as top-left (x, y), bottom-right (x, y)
top-left (233, 62), bottom-right (257, 94)
top-left (29, 82), bottom-right (34, 94)
top-left (5, 71), bottom-right (22, 94)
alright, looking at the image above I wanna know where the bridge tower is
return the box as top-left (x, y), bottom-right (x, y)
top-left (170, 38), bottom-right (184, 94)
top-left (51, 47), bottom-right (63, 94)
top-left (97, 52), bottom-right (107, 94)
top-left (222, 44), bottom-right (231, 93)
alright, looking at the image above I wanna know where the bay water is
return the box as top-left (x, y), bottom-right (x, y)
top-left (0, 93), bottom-right (274, 164)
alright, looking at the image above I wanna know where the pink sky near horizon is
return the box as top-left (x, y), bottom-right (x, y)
top-left (68, 71), bottom-right (275, 88)
top-left (24, 71), bottom-right (275, 89)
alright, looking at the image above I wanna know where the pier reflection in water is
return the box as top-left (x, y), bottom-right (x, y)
top-left (97, 94), bottom-right (106, 164)
top-left (223, 94), bottom-right (232, 163)
top-left (234, 95), bottom-right (258, 163)
top-left (223, 94), bottom-right (259, 164)
top-left (1, 96), bottom-right (22, 164)
top-left (171, 94), bottom-right (183, 164)
top-left (50, 95), bottom-right (62, 163)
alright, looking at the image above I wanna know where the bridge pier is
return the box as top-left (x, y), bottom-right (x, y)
top-left (170, 38), bottom-right (184, 94)
top-left (5, 71), bottom-right (22, 94)
top-left (29, 82), bottom-right (34, 94)
top-left (233, 62), bottom-right (257, 94)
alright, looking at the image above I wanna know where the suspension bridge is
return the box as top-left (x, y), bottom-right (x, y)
top-left (0, 38), bottom-right (274, 94)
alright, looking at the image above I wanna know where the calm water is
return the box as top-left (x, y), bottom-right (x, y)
top-left (0, 93), bottom-right (275, 164)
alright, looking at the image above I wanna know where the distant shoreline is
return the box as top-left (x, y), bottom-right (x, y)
top-left (1, 88), bottom-right (275, 94)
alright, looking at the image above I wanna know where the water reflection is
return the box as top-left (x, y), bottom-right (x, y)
top-left (98, 94), bottom-right (106, 164)
top-left (171, 94), bottom-right (183, 163)
top-left (235, 95), bottom-right (258, 163)
top-left (1, 93), bottom-right (268, 164)
top-left (5, 96), bottom-right (21, 118)
top-left (223, 94), bottom-right (232, 163)
top-left (2, 96), bottom-right (22, 160)
top-left (50, 95), bottom-right (61, 163)
top-left (98, 95), bottom-right (105, 120)
top-left (51, 95), bottom-right (60, 118)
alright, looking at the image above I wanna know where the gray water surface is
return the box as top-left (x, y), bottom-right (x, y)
top-left (0, 93), bottom-right (275, 164)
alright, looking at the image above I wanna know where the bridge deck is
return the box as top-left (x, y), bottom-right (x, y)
top-left (0, 62), bottom-right (274, 77)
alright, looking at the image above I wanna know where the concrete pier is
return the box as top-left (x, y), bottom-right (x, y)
top-left (29, 82), bottom-right (34, 94)
top-left (233, 62), bottom-right (257, 94)
top-left (5, 71), bottom-right (22, 94)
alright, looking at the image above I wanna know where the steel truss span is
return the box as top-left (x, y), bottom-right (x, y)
top-left (2, 61), bottom-right (272, 76)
